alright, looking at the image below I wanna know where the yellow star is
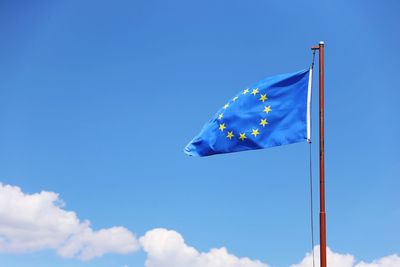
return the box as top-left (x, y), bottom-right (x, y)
top-left (251, 128), bottom-right (260, 137)
top-left (259, 94), bottom-right (267, 102)
top-left (259, 118), bottom-right (268, 127)
top-left (223, 103), bottom-right (229, 109)
top-left (239, 133), bottom-right (247, 141)
top-left (251, 88), bottom-right (259, 96)
top-left (233, 96), bottom-right (239, 101)
top-left (263, 105), bottom-right (272, 114)
top-left (226, 131), bottom-right (234, 140)
top-left (219, 123), bottom-right (226, 131)
top-left (243, 89), bottom-right (249, 94)
top-left (218, 113), bottom-right (223, 120)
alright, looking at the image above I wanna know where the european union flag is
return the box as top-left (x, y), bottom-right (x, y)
top-left (184, 68), bottom-right (312, 157)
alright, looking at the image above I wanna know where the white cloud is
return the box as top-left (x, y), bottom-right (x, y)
top-left (140, 228), bottom-right (269, 267)
top-left (1, 182), bottom-right (400, 267)
top-left (290, 245), bottom-right (355, 267)
top-left (0, 183), bottom-right (139, 260)
top-left (291, 246), bottom-right (400, 267)
top-left (355, 254), bottom-right (400, 267)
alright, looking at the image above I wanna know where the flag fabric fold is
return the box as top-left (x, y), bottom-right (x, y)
top-left (184, 68), bottom-right (312, 157)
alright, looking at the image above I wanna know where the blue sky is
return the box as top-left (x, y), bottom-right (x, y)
top-left (0, 1), bottom-right (399, 267)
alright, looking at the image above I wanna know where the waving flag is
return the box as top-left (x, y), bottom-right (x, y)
top-left (184, 68), bottom-right (313, 157)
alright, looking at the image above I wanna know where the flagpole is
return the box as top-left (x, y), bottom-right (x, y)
top-left (312, 41), bottom-right (327, 267)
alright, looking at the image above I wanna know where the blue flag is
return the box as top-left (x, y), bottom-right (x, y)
top-left (184, 68), bottom-right (313, 157)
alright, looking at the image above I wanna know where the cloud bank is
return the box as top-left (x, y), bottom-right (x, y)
top-left (290, 246), bottom-right (355, 267)
top-left (1, 182), bottom-right (399, 267)
top-left (140, 228), bottom-right (268, 267)
top-left (290, 245), bottom-right (400, 267)
top-left (0, 183), bottom-right (139, 260)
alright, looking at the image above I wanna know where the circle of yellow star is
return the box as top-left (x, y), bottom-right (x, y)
top-left (251, 88), bottom-right (259, 96)
top-left (242, 89), bottom-right (249, 95)
top-left (219, 123), bottom-right (226, 131)
top-left (218, 113), bottom-right (223, 120)
top-left (259, 118), bottom-right (268, 127)
top-left (251, 128), bottom-right (260, 137)
top-left (259, 94), bottom-right (267, 102)
top-left (239, 133), bottom-right (247, 141)
top-left (226, 131), bottom-right (234, 140)
top-left (263, 105), bottom-right (272, 114)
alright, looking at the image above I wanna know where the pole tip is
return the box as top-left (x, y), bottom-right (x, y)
top-left (319, 41), bottom-right (325, 45)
